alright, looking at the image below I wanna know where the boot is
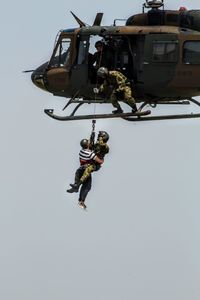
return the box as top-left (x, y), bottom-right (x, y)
top-left (67, 187), bottom-right (76, 193)
top-left (131, 104), bottom-right (138, 114)
top-left (78, 201), bottom-right (87, 210)
top-left (70, 182), bottom-right (81, 192)
top-left (67, 182), bottom-right (80, 193)
top-left (112, 107), bottom-right (123, 114)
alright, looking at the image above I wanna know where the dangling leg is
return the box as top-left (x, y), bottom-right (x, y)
top-left (67, 166), bottom-right (84, 193)
top-left (78, 175), bottom-right (92, 209)
top-left (68, 164), bottom-right (95, 192)
top-left (80, 164), bottom-right (95, 183)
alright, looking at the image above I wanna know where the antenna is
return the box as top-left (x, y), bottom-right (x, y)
top-left (70, 11), bottom-right (86, 27)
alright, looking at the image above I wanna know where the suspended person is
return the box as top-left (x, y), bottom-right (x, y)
top-left (68, 131), bottom-right (109, 194)
top-left (95, 67), bottom-right (138, 114)
top-left (66, 138), bottom-right (104, 210)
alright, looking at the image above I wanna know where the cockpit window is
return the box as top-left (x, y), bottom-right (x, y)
top-left (49, 38), bottom-right (71, 67)
top-left (183, 41), bottom-right (200, 64)
top-left (152, 42), bottom-right (178, 62)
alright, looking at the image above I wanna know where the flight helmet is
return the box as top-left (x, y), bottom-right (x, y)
top-left (80, 139), bottom-right (89, 149)
top-left (98, 131), bottom-right (109, 142)
top-left (97, 67), bottom-right (108, 78)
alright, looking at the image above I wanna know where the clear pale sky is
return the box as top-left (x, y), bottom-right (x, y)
top-left (1, 1), bottom-right (200, 299)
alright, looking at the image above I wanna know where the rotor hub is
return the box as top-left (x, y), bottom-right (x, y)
top-left (144, 0), bottom-right (164, 9)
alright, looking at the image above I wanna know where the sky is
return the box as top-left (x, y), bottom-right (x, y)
top-left (1, 1), bottom-right (200, 299)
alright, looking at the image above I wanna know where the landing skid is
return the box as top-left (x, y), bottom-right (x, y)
top-left (123, 112), bottom-right (200, 121)
top-left (44, 109), bottom-right (151, 121)
top-left (44, 97), bottom-right (200, 122)
top-left (124, 98), bottom-right (200, 121)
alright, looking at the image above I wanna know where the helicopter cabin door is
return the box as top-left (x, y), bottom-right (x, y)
top-left (71, 36), bottom-right (90, 91)
top-left (142, 33), bottom-right (179, 95)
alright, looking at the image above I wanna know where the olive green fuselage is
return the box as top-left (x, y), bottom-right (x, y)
top-left (32, 11), bottom-right (200, 103)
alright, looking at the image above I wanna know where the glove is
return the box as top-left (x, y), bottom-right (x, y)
top-left (93, 88), bottom-right (99, 94)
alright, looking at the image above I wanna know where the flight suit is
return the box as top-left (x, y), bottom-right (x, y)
top-left (100, 70), bottom-right (136, 110)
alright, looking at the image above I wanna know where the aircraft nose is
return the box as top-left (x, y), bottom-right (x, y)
top-left (31, 72), bottom-right (46, 90)
top-left (31, 62), bottom-right (48, 91)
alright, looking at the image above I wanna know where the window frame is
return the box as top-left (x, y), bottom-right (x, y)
top-left (152, 41), bottom-right (178, 63)
top-left (183, 40), bottom-right (200, 65)
top-left (48, 37), bottom-right (72, 68)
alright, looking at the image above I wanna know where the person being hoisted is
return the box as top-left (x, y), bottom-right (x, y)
top-left (94, 67), bottom-right (138, 114)
top-left (78, 130), bottom-right (109, 186)
top-left (67, 130), bottom-right (109, 192)
top-left (66, 130), bottom-right (109, 209)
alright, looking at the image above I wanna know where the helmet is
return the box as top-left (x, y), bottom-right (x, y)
top-left (97, 67), bottom-right (108, 78)
top-left (98, 131), bottom-right (109, 142)
top-left (95, 40), bottom-right (103, 48)
top-left (80, 139), bottom-right (89, 148)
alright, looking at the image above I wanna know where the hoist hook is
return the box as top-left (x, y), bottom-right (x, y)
top-left (92, 119), bottom-right (96, 131)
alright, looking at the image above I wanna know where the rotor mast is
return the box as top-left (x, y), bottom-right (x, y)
top-left (143, 0), bottom-right (164, 12)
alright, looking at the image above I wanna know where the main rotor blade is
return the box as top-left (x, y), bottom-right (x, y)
top-left (70, 11), bottom-right (86, 27)
top-left (93, 13), bottom-right (103, 26)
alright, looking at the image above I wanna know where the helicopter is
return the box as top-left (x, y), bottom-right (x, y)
top-left (26, 0), bottom-right (200, 122)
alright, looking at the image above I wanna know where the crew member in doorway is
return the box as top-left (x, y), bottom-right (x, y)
top-left (95, 67), bottom-right (138, 114)
top-left (92, 40), bottom-right (114, 70)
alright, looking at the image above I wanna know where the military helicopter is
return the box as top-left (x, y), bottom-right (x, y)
top-left (27, 0), bottom-right (200, 122)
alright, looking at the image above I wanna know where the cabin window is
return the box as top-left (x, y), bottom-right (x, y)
top-left (152, 42), bottom-right (177, 62)
top-left (49, 38), bottom-right (71, 67)
top-left (183, 41), bottom-right (200, 64)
